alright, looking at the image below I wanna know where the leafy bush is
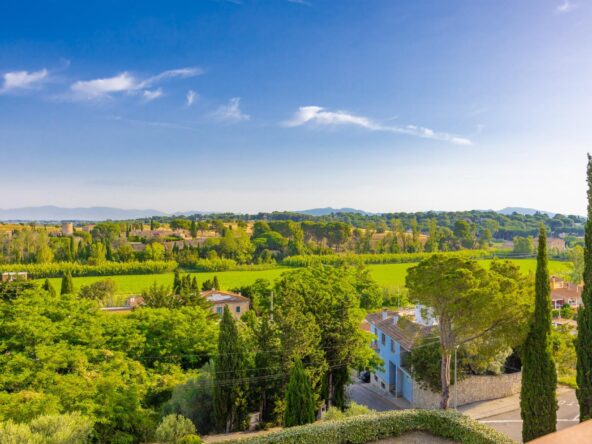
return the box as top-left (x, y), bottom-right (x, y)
top-left (0, 413), bottom-right (93, 444)
top-left (163, 364), bottom-right (216, 434)
top-left (155, 414), bottom-right (197, 443)
top-left (221, 409), bottom-right (514, 444)
top-left (0, 260), bottom-right (177, 278)
top-left (323, 402), bottom-right (373, 421)
top-left (281, 250), bottom-right (491, 268)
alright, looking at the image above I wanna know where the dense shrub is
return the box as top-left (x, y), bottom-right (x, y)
top-left (0, 260), bottom-right (177, 278)
top-left (179, 257), bottom-right (280, 272)
top-left (155, 414), bottom-right (198, 443)
top-left (281, 250), bottom-right (492, 267)
top-left (221, 409), bottom-right (514, 444)
top-left (0, 413), bottom-right (93, 444)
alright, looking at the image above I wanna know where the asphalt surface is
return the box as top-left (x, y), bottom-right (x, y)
top-left (478, 389), bottom-right (579, 443)
top-left (347, 382), bottom-right (402, 411)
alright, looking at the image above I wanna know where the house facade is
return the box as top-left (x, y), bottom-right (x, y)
top-left (550, 276), bottom-right (583, 309)
top-left (201, 289), bottom-right (250, 319)
top-left (366, 306), bottom-right (435, 404)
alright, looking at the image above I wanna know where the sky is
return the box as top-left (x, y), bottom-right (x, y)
top-left (1, 0), bottom-right (591, 215)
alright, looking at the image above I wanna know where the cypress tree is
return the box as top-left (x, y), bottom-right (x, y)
top-left (60, 271), bottom-right (74, 295)
top-left (69, 236), bottom-right (76, 261)
top-left (191, 219), bottom-right (198, 239)
top-left (213, 276), bottom-right (220, 291)
top-left (284, 358), bottom-right (316, 427)
top-left (520, 226), bottom-right (557, 441)
top-left (173, 270), bottom-right (181, 294)
top-left (213, 306), bottom-right (248, 433)
top-left (42, 278), bottom-right (56, 297)
top-left (578, 153), bottom-right (592, 421)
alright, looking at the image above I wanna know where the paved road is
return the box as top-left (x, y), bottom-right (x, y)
top-left (478, 389), bottom-right (579, 443)
top-left (347, 382), bottom-right (402, 411)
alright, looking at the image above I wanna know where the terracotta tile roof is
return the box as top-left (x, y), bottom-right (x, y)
top-left (531, 419), bottom-right (592, 443)
top-left (551, 287), bottom-right (582, 301)
top-left (200, 290), bottom-right (250, 304)
top-left (366, 310), bottom-right (434, 350)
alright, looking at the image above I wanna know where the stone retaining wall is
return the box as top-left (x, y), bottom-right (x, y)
top-left (412, 372), bottom-right (522, 409)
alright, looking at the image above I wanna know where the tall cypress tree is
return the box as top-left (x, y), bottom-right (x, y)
top-left (520, 226), bottom-right (557, 441)
top-left (42, 278), bottom-right (56, 297)
top-left (284, 358), bottom-right (316, 427)
top-left (60, 271), bottom-right (74, 295)
top-left (213, 306), bottom-right (248, 433)
top-left (577, 153), bottom-right (592, 421)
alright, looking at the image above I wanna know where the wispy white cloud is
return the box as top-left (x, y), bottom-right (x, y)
top-left (186, 89), bottom-right (198, 107)
top-left (70, 67), bottom-right (202, 100)
top-left (0, 69), bottom-right (48, 94)
top-left (143, 88), bottom-right (163, 101)
top-left (211, 97), bottom-right (250, 122)
top-left (283, 105), bottom-right (472, 145)
top-left (556, 0), bottom-right (577, 13)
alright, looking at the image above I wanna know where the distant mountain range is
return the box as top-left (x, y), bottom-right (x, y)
top-left (0, 205), bottom-right (565, 221)
top-left (497, 207), bottom-right (556, 217)
top-left (294, 207), bottom-right (373, 216)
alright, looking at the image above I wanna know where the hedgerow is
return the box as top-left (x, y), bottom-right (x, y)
top-left (220, 409), bottom-right (515, 444)
top-left (0, 260), bottom-right (177, 278)
top-left (179, 258), bottom-right (281, 272)
top-left (281, 250), bottom-right (492, 268)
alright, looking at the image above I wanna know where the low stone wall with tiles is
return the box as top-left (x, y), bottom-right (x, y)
top-left (412, 372), bottom-right (522, 409)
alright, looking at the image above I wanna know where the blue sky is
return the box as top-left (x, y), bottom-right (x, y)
top-left (1, 0), bottom-right (591, 214)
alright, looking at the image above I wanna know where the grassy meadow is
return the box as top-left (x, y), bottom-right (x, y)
top-left (38, 258), bottom-right (571, 300)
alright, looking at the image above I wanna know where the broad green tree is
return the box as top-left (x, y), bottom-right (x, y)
top-left (213, 306), bottom-right (249, 432)
top-left (406, 255), bottom-right (531, 409)
top-left (577, 154), bottom-right (592, 421)
top-left (284, 359), bottom-right (315, 427)
top-left (520, 227), bottom-right (557, 441)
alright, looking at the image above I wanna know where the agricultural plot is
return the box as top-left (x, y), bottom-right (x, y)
top-left (38, 258), bottom-right (571, 297)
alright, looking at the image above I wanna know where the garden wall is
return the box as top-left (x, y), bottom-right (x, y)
top-left (412, 372), bottom-right (522, 409)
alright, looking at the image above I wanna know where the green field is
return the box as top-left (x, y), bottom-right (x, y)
top-left (39, 259), bottom-right (571, 300)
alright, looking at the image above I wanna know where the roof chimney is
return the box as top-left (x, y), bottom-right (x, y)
top-left (381, 308), bottom-right (388, 320)
top-left (392, 313), bottom-right (399, 325)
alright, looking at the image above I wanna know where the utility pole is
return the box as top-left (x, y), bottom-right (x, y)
top-left (454, 345), bottom-right (459, 410)
top-left (270, 290), bottom-right (274, 321)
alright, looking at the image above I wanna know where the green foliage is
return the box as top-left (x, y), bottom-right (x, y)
top-left (566, 245), bottom-right (584, 284)
top-left (512, 236), bottom-right (534, 255)
top-left (222, 409), bottom-right (515, 444)
top-left (282, 250), bottom-right (491, 267)
top-left (552, 325), bottom-right (577, 386)
top-left (0, 260), bottom-right (177, 278)
top-left (406, 255), bottom-right (531, 409)
top-left (79, 278), bottom-right (117, 304)
top-left (284, 359), bottom-right (316, 427)
top-left (163, 364), bottom-right (216, 435)
top-left (274, 265), bottom-right (380, 411)
top-left (155, 414), bottom-right (197, 444)
top-left (42, 278), bottom-right (57, 297)
top-left (520, 227), bottom-right (557, 441)
top-left (60, 271), bottom-right (74, 295)
top-left (322, 402), bottom-right (373, 422)
top-left (577, 154), bottom-right (592, 421)
top-left (0, 413), bottom-right (93, 444)
top-left (214, 306), bottom-right (249, 433)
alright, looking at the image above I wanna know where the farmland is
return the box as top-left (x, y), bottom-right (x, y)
top-left (38, 258), bottom-right (571, 298)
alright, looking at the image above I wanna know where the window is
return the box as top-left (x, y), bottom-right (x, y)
top-left (374, 375), bottom-right (378, 382)
top-left (236, 306), bottom-right (241, 313)
top-left (381, 333), bottom-right (386, 345)
top-left (216, 307), bottom-right (223, 315)
top-left (390, 339), bottom-right (395, 353)
top-left (381, 382), bottom-right (385, 389)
